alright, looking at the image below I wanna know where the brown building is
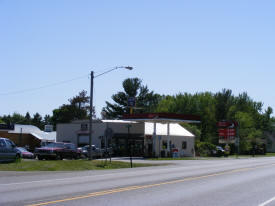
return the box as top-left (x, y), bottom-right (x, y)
top-left (0, 124), bottom-right (56, 151)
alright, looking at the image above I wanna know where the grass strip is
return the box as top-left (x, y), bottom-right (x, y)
top-left (0, 159), bottom-right (161, 171)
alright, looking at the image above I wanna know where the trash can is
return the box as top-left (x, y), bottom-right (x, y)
top-left (172, 148), bottom-right (179, 158)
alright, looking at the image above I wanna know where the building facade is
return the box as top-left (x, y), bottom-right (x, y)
top-left (57, 120), bottom-right (195, 157)
top-left (0, 124), bottom-right (56, 151)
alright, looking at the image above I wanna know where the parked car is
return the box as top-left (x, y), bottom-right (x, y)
top-left (16, 147), bottom-right (35, 159)
top-left (77, 147), bottom-right (88, 158)
top-left (211, 146), bottom-right (225, 157)
top-left (0, 137), bottom-right (21, 163)
top-left (35, 142), bottom-right (81, 160)
top-left (84, 145), bottom-right (103, 159)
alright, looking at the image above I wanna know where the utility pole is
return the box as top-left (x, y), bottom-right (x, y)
top-left (88, 66), bottom-right (133, 160)
top-left (89, 71), bottom-right (94, 160)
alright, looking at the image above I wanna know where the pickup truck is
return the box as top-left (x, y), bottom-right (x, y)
top-left (35, 142), bottom-right (81, 160)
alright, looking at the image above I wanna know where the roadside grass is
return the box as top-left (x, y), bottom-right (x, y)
top-left (0, 159), bottom-right (161, 171)
top-left (229, 153), bottom-right (275, 158)
top-left (264, 153), bottom-right (275, 157)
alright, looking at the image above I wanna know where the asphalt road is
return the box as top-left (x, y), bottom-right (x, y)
top-left (1, 157), bottom-right (275, 206)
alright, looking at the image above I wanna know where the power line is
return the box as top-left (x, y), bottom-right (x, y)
top-left (0, 74), bottom-right (89, 96)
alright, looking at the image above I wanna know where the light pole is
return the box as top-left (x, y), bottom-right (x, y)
top-left (89, 66), bottom-right (133, 160)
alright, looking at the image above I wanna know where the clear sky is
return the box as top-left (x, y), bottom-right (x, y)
top-left (0, 0), bottom-right (274, 118)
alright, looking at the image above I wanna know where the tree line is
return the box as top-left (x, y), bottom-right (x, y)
top-left (0, 90), bottom-right (92, 130)
top-left (1, 77), bottom-right (274, 154)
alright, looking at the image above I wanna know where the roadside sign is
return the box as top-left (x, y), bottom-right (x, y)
top-left (218, 120), bottom-right (238, 144)
top-left (128, 97), bottom-right (136, 107)
top-left (219, 128), bottom-right (236, 137)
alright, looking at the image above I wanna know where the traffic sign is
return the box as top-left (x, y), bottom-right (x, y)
top-left (128, 97), bottom-right (136, 107)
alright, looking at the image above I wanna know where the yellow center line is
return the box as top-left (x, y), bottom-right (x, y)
top-left (27, 163), bottom-right (275, 206)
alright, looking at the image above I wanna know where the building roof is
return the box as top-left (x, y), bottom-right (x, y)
top-left (102, 120), bottom-right (137, 124)
top-left (145, 122), bottom-right (194, 137)
top-left (103, 120), bottom-right (195, 137)
top-left (123, 113), bottom-right (201, 124)
top-left (8, 124), bottom-right (56, 141)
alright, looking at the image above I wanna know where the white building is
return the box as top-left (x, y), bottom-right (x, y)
top-left (57, 120), bottom-right (195, 157)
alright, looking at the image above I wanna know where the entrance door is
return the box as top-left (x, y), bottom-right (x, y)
top-left (78, 135), bottom-right (89, 147)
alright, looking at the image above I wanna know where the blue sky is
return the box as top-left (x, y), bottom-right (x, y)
top-left (0, 0), bottom-right (274, 118)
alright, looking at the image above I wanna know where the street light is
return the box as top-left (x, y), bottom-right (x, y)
top-left (89, 66), bottom-right (133, 160)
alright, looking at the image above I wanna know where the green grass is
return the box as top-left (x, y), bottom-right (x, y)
top-left (228, 153), bottom-right (275, 158)
top-left (264, 153), bottom-right (275, 157)
top-left (0, 159), bottom-right (160, 171)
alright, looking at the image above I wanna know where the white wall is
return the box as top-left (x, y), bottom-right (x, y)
top-left (57, 121), bottom-right (144, 148)
top-left (154, 135), bottom-right (194, 157)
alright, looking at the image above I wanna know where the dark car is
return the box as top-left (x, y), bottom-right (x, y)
top-left (84, 145), bottom-right (103, 159)
top-left (16, 147), bottom-right (35, 159)
top-left (211, 146), bottom-right (225, 157)
top-left (77, 147), bottom-right (88, 158)
top-left (35, 142), bottom-right (80, 160)
top-left (0, 137), bottom-right (21, 163)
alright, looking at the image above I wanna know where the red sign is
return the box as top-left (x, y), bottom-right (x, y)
top-left (172, 148), bottom-right (179, 153)
top-left (219, 128), bottom-right (236, 137)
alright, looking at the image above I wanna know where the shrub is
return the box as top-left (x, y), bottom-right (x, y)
top-left (195, 141), bottom-right (216, 157)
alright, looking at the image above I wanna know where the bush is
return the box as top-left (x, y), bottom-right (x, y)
top-left (195, 141), bottom-right (216, 157)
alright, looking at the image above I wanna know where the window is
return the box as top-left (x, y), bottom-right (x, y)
top-left (5, 139), bottom-right (15, 148)
top-left (182, 141), bottom-right (187, 149)
top-left (65, 144), bottom-right (75, 149)
top-left (162, 140), bottom-right (167, 149)
top-left (0, 139), bottom-right (6, 147)
top-left (81, 124), bottom-right (88, 131)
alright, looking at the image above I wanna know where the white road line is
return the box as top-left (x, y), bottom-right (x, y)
top-left (259, 196), bottom-right (275, 206)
